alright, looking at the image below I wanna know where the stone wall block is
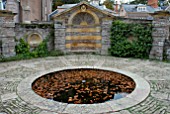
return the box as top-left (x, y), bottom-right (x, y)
top-left (55, 45), bottom-right (65, 52)
top-left (2, 22), bottom-right (15, 28)
top-left (54, 24), bottom-right (65, 29)
top-left (54, 27), bottom-right (66, 52)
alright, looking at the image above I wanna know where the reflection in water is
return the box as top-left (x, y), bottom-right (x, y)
top-left (114, 92), bottom-right (129, 100)
top-left (2, 0), bottom-right (6, 9)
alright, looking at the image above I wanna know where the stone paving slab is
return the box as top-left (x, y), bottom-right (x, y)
top-left (1, 93), bottom-right (18, 102)
top-left (63, 103), bottom-right (113, 114)
top-left (0, 54), bottom-right (170, 114)
top-left (39, 111), bottom-right (58, 114)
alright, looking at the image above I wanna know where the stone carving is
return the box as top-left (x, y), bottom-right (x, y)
top-left (81, 5), bottom-right (87, 12)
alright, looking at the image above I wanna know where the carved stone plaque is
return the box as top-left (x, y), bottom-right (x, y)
top-left (81, 5), bottom-right (87, 12)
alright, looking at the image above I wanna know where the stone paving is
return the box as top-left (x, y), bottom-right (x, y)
top-left (0, 54), bottom-right (170, 114)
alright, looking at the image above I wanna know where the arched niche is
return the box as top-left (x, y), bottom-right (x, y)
top-left (27, 33), bottom-right (43, 47)
top-left (72, 12), bottom-right (95, 26)
top-left (68, 9), bottom-right (100, 25)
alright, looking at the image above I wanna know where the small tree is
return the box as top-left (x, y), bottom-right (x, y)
top-left (15, 38), bottom-right (30, 56)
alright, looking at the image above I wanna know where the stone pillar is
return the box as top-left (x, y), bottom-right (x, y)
top-left (6, 0), bottom-right (20, 23)
top-left (20, 0), bottom-right (31, 23)
top-left (149, 11), bottom-right (170, 60)
top-left (54, 20), bottom-right (66, 53)
top-left (0, 10), bottom-right (16, 57)
top-left (101, 18), bottom-right (113, 55)
top-left (42, 0), bottom-right (52, 21)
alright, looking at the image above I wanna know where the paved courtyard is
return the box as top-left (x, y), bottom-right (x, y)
top-left (0, 54), bottom-right (170, 114)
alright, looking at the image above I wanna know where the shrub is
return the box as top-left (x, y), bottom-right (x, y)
top-left (109, 20), bottom-right (152, 59)
top-left (15, 38), bottom-right (30, 56)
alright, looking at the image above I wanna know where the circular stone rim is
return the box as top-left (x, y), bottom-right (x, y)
top-left (17, 66), bottom-right (150, 113)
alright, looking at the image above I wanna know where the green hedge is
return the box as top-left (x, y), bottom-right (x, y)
top-left (109, 20), bottom-right (152, 59)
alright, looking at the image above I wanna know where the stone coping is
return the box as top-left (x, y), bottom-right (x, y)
top-left (17, 66), bottom-right (150, 114)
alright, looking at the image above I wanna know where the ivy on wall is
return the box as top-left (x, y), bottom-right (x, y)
top-left (109, 20), bottom-right (153, 59)
top-left (0, 38), bottom-right (63, 62)
top-left (15, 38), bottom-right (49, 58)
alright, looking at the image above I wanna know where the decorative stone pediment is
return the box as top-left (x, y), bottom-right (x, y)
top-left (80, 4), bottom-right (87, 12)
top-left (51, 1), bottom-right (115, 20)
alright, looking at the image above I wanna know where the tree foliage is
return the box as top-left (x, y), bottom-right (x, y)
top-left (109, 20), bottom-right (153, 59)
top-left (130, 0), bottom-right (147, 4)
top-left (103, 0), bottom-right (114, 10)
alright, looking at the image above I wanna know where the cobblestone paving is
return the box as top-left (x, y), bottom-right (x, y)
top-left (0, 54), bottom-right (170, 114)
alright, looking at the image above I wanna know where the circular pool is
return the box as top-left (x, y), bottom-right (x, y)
top-left (17, 66), bottom-right (150, 113)
top-left (32, 69), bottom-right (135, 104)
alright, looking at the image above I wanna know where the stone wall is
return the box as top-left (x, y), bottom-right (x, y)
top-left (15, 22), bottom-right (54, 51)
top-left (54, 20), bottom-right (66, 52)
top-left (165, 39), bottom-right (170, 60)
top-left (120, 18), bottom-right (152, 24)
top-left (101, 19), bottom-right (112, 55)
top-left (1, 8), bottom-right (170, 61)
top-left (120, 17), bottom-right (170, 61)
top-left (0, 10), bottom-right (16, 57)
top-left (149, 12), bottom-right (170, 60)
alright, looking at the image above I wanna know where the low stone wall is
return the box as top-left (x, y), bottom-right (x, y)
top-left (15, 22), bottom-right (54, 51)
top-left (0, 10), bottom-right (16, 57)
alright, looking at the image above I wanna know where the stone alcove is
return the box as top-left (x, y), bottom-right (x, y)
top-left (27, 33), bottom-right (43, 47)
top-left (72, 12), bottom-right (95, 26)
top-left (53, 1), bottom-right (114, 54)
top-left (66, 9), bottom-right (101, 51)
top-left (65, 4), bottom-right (102, 52)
